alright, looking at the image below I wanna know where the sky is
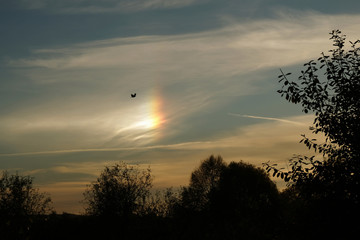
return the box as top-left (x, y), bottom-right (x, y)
top-left (1, 0), bottom-right (360, 213)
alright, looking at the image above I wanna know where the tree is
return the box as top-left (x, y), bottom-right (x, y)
top-left (142, 187), bottom-right (181, 217)
top-left (0, 171), bottom-right (52, 216)
top-left (177, 156), bottom-right (281, 239)
top-left (181, 155), bottom-right (227, 212)
top-left (278, 30), bottom-right (359, 155)
top-left (0, 171), bottom-right (53, 239)
top-left (83, 162), bottom-right (153, 217)
top-left (209, 161), bottom-right (280, 239)
top-left (264, 30), bottom-right (360, 238)
top-left (266, 30), bottom-right (360, 194)
top-left (212, 161), bottom-right (279, 216)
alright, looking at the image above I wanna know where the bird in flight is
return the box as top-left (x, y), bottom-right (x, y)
top-left (131, 93), bottom-right (136, 98)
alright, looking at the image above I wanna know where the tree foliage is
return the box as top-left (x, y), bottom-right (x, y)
top-left (210, 161), bottom-right (280, 238)
top-left (178, 156), bottom-right (280, 239)
top-left (264, 30), bottom-right (360, 231)
top-left (83, 162), bottom-right (153, 217)
top-left (0, 171), bottom-right (52, 216)
top-left (0, 171), bottom-right (53, 239)
top-left (181, 155), bottom-right (227, 212)
top-left (142, 187), bottom-right (181, 217)
top-left (277, 30), bottom-right (360, 157)
top-left (265, 30), bottom-right (360, 186)
top-left (212, 161), bottom-right (279, 216)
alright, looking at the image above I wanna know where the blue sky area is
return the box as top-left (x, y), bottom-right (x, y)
top-left (1, 0), bottom-right (360, 213)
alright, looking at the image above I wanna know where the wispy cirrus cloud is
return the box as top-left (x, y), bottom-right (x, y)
top-left (11, 12), bottom-right (360, 78)
top-left (5, 11), bottom-right (360, 156)
top-left (0, 114), bottom-right (316, 158)
top-left (0, 114), bottom-right (321, 212)
top-left (0, 140), bottom-right (214, 157)
top-left (228, 113), bottom-right (307, 126)
top-left (17, 0), bottom-right (206, 13)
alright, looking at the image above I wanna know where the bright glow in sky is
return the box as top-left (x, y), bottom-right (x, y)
top-left (147, 88), bottom-right (166, 130)
top-left (1, 0), bottom-right (360, 213)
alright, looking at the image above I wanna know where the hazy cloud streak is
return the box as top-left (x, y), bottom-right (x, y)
top-left (17, 0), bottom-right (206, 13)
top-left (0, 141), bottom-right (213, 157)
top-left (228, 113), bottom-right (307, 125)
top-left (11, 12), bottom-right (360, 80)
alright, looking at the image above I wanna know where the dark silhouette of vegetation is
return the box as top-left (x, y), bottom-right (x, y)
top-left (143, 187), bottom-right (181, 217)
top-left (83, 162), bottom-right (153, 217)
top-left (175, 156), bottom-right (280, 240)
top-left (181, 155), bottom-right (227, 212)
top-left (209, 162), bottom-right (280, 239)
top-left (0, 171), bottom-right (52, 239)
top-left (264, 29), bottom-right (360, 239)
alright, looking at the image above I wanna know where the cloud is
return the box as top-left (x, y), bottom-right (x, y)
top-left (1, 113), bottom-right (323, 213)
top-left (5, 10), bottom-right (360, 156)
top-left (0, 114), bottom-right (318, 160)
top-left (0, 112), bottom-right (316, 158)
top-left (228, 113), bottom-right (307, 125)
top-left (11, 12), bottom-right (360, 76)
top-left (9, 11), bottom-right (360, 115)
top-left (17, 0), bottom-right (206, 13)
top-left (0, 140), bottom-right (214, 157)
top-left (9, 12), bottom-right (360, 101)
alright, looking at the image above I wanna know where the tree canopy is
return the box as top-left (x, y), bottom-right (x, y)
top-left (264, 30), bottom-right (360, 239)
top-left (0, 171), bottom-right (52, 217)
top-left (277, 30), bottom-right (360, 158)
top-left (178, 156), bottom-right (280, 239)
top-left (266, 30), bottom-right (360, 196)
top-left (211, 161), bottom-right (279, 217)
top-left (83, 162), bottom-right (153, 217)
top-left (181, 155), bottom-right (227, 212)
top-left (0, 171), bottom-right (53, 239)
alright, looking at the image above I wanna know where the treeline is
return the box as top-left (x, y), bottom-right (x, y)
top-left (1, 29), bottom-right (360, 239)
top-left (2, 157), bottom-right (280, 239)
top-left (0, 154), bottom-right (358, 240)
top-left (0, 157), bottom-right (274, 239)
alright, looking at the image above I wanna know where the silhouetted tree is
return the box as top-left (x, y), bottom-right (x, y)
top-left (264, 30), bottom-right (360, 239)
top-left (212, 161), bottom-right (279, 214)
top-left (83, 162), bottom-right (153, 218)
top-left (265, 29), bottom-right (360, 194)
top-left (177, 156), bottom-right (281, 240)
top-left (0, 171), bottom-right (52, 239)
top-left (181, 155), bottom-right (227, 212)
top-left (141, 187), bottom-right (181, 217)
top-left (209, 161), bottom-right (280, 239)
top-left (0, 171), bottom-right (52, 216)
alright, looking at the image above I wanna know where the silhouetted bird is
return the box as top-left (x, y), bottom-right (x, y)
top-left (131, 93), bottom-right (136, 98)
